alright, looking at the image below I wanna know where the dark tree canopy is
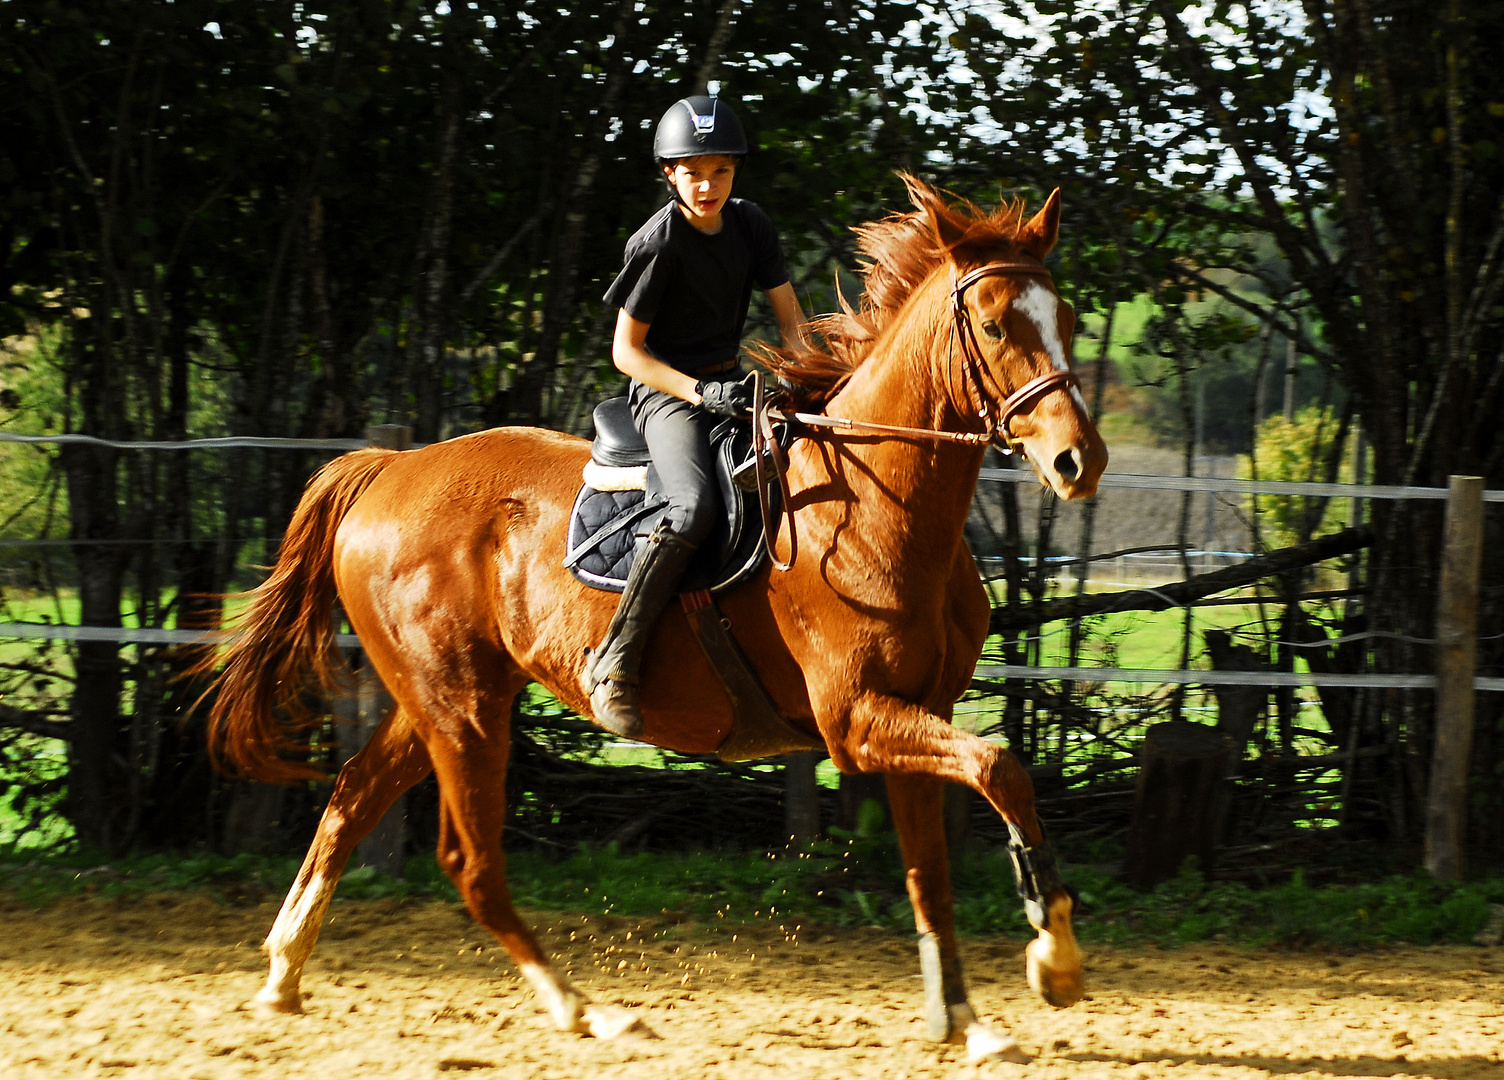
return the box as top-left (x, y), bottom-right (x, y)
top-left (1, 1), bottom-right (1500, 857)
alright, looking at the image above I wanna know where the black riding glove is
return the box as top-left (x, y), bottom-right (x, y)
top-left (695, 378), bottom-right (753, 418)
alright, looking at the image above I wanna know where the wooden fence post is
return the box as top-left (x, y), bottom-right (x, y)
top-left (328, 424), bottom-right (413, 876)
top-left (784, 750), bottom-right (821, 848)
top-left (335, 661), bottom-right (406, 876)
top-left (1424, 475), bottom-right (1485, 881)
top-left (366, 424), bottom-right (413, 450)
top-left (1122, 721), bottom-right (1230, 889)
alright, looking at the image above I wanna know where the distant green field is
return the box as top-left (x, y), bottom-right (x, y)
top-left (957, 595), bottom-right (1337, 745)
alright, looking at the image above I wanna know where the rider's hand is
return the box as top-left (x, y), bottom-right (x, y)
top-left (696, 379), bottom-right (753, 418)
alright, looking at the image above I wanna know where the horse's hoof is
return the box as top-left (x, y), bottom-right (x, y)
top-left (965, 1023), bottom-right (1031, 1065)
top-left (582, 1004), bottom-right (659, 1041)
top-left (1026, 937), bottom-right (1085, 1009)
top-left (250, 989), bottom-right (302, 1016)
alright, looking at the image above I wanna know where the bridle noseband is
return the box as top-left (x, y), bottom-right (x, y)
top-left (951, 261), bottom-right (1079, 453)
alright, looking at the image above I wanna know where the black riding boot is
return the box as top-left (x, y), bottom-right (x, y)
top-left (581, 521), bottom-right (698, 737)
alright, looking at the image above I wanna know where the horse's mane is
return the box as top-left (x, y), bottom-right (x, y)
top-left (756, 173), bottom-right (1029, 407)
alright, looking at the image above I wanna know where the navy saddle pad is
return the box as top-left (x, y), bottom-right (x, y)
top-left (565, 396), bottom-right (776, 594)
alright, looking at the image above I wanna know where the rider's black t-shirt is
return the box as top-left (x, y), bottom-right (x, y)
top-left (603, 199), bottom-right (789, 374)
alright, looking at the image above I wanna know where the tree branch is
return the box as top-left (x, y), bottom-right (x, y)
top-left (0, 702), bottom-right (71, 742)
top-left (1168, 262), bottom-right (1334, 363)
top-left (988, 527), bottom-right (1373, 634)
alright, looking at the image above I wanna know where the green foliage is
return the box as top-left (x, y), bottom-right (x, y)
top-left (1243, 406), bottom-right (1352, 549)
top-left (1071, 863), bottom-right (1502, 949)
top-left (0, 732), bottom-right (72, 851)
top-left (853, 798), bottom-right (888, 839)
top-left (0, 331), bottom-right (68, 556)
top-left (2, 0), bottom-right (1501, 864)
top-left (5, 845), bottom-right (1501, 950)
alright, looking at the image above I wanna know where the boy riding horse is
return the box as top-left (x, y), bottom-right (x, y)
top-left (582, 96), bottom-right (809, 735)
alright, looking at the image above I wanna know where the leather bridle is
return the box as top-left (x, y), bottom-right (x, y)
top-left (950, 261), bottom-right (1079, 453)
top-left (751, 259), bottom-right (1081, 571)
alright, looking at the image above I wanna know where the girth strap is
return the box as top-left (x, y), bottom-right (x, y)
top-left (562, 497), bottom-right (665, 570)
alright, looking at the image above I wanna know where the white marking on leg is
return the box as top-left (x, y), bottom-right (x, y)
top-left (255, 871), bottom-right (338, 1014)
top-left (1015, 282), bottom-right (1070, 372)
top-left (519, 961), bottom-right (588, 1032)
top-left (518, 961), bottom-right (658, 1040)
top-left (944, 1003), bottom-right (1031, 1064)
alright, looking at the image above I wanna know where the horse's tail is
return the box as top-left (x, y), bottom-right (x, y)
top-left (202, 448), bottom-right (398, 783)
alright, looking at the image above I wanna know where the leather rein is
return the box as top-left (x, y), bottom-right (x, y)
top-left (750, 260), bottom-right (1080, 572)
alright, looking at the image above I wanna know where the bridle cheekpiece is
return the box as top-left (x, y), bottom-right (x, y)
top-left (951, 261), bottom-right (1079, 454)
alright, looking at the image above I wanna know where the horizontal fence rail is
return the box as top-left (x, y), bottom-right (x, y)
top-left (975, 664), bottom-right (1504, 692)
top-left (3, 429), bottom-right (1500, 499)
top-left (0, 624), bottom-right (360, 647)
top-left (0, 431), bottom-right (367, 451)
top-left (979, 466), bottom-right (1504, 502)
top-left (1, 625), bottom-right (1497, 692)
top-left (3, 432), bottom-right (1498, 696)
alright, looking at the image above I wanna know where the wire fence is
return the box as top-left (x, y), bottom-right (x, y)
top-left (0, 431), bottom-right (1497, 696)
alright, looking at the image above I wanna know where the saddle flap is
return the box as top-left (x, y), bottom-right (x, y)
top-left (591, 397), bottom-right (650, 468)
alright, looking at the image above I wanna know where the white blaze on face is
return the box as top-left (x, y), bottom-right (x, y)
top-left (1014, 281), bottom-right (1068, 372)
top-left (1014, 280), bottom-right (1088, 412)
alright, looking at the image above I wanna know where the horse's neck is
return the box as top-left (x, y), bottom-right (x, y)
top-left (812, 281), bottom-right (986, 550)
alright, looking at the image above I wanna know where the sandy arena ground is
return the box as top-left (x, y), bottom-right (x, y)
top-left (1, 892), bottom-right (1500, 1079)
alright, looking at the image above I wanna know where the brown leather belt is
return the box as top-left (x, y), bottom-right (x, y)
top-left (694, 358), bottom-right (741, 376)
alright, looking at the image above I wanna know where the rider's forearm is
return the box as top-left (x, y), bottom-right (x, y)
top-left (766, 281), bottom-right (809, 355)
top-left (778, 317), bottom-right (807, 354)
top-left (612, 342), bottom-right (702, 404)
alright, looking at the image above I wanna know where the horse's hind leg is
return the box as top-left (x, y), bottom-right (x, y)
top-left (423, 713), bottom-right (655, 1041)
top-left (253, 705), bottom-right (432, 1015)
top-left (886, 772), bottom-right (1030, 1064)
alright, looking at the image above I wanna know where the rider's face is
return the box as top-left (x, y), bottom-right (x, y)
top-left (664, 155), bottom-right (738, 229)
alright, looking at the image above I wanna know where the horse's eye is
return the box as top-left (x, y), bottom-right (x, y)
top-left (982, 321), bottom-right (1003, 340)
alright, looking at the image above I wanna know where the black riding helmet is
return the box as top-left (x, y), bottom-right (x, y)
top-left (652, 96), bottom-right (749, 163)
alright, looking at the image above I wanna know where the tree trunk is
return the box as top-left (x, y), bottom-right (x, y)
top-left (61, 437), bottom-right (128, 851)
top-left (498, 0), bottom-right (636, 426)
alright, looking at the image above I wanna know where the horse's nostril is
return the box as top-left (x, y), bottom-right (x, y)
top-left (1053, 449), bottom-right (1079, 481)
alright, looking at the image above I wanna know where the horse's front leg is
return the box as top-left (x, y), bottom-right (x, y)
top-left (886, 772), bottom-right (1031, 1064)
top-left (832, 693), bottom-right (1085, 1020)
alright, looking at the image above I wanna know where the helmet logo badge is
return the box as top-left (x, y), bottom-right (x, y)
top-left (683, 99), bottom-right (717, 138)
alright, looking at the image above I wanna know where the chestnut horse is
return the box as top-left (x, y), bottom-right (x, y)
top-left (205, 176), bottom-right (1107, 1063)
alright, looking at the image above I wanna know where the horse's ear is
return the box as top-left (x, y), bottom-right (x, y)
top-left (903, 172), bottom-right (968, 255)
top-left (1017, 188), bottom-right (1062, 259)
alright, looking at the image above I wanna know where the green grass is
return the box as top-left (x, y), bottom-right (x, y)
top-left (3, 841), bottom-right (1500, 950)
top-left (1077, 293), bottom-right (1159, 373)
top-left (1020, 602), bottom-right (1273, 671)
